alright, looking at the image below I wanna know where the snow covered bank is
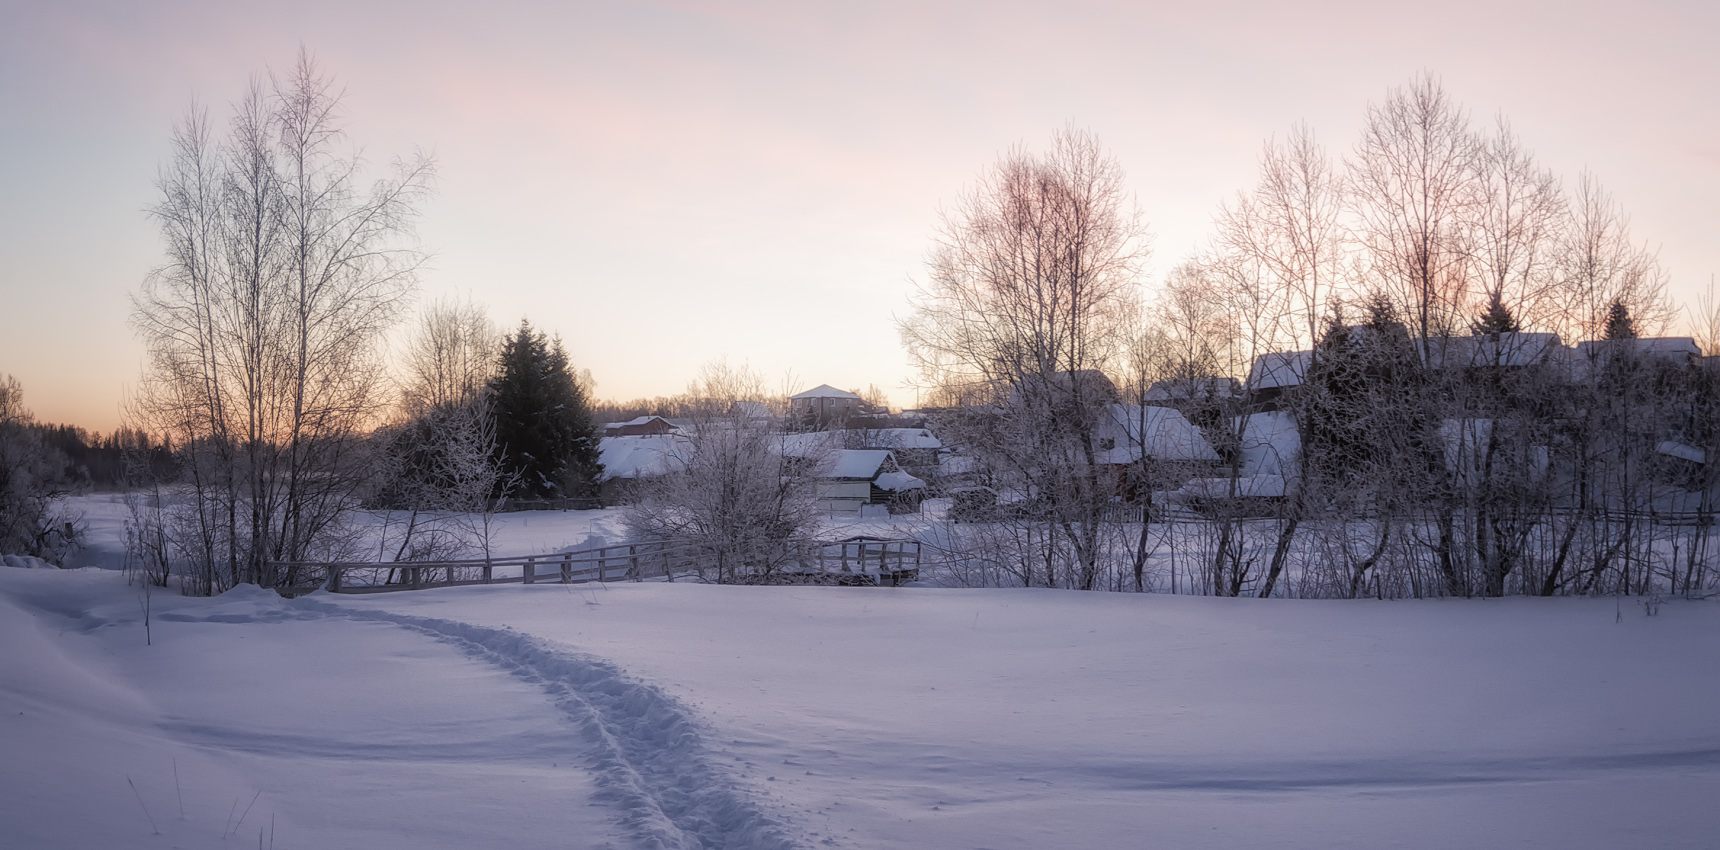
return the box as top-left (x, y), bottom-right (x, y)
top-left (0, 569), bottom-right (632, 850)
top-left (5, 563), bottom-right (1718, 848)
top-left (320, 583), bottom-right (1720, 849)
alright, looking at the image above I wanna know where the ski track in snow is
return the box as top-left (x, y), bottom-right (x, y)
top-left (289, 597), bottom-right (802, 850)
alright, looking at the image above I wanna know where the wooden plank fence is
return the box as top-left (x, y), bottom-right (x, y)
top-left (271, 536), bottom-right (922, 595)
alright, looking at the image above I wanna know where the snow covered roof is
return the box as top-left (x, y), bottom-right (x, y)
top-left (604, 415), bottom-right (678, 435)
top-left (1144, 377), bottom-right (1239, 402)
top-left (791, 384), bottom-right (862, 400)
top-left (1658, 441), bottom-right (1707, 465)
top-left (940, 453), bottom-right (979, 476)
top-left (1096, 405), bottom-right (1221, 464)
top-left (1247, 351), bottom-right (1312, 391)
top-left (1425, 333), bottom-right (1564, 369)
top-left (779, 430), bottom-right (840, 458)
top-left (1575, 337), bottom-right (1701, 366)
top-left (598, 434), bottom-right (690, 480)
top-left (853, 428), bottom-right (943, 450)
top-left (874, 470), bottom-right (927, 492)
top-left (822, 449), bottom-right (896, 480)
top-left (1007, 370), bottom-right (1121, 408)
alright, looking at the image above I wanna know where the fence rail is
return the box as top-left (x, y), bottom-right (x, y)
top-left (270, 536), bottom-right (922, 594)
top-left (491, 497), bottom-right (601, 513)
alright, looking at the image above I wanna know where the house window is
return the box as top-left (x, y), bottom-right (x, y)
top-left (1099, 437), bottom-right (1115, 451)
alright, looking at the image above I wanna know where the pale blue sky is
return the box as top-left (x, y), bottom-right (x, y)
top-left (3, 0), bottom-right (1716, 431)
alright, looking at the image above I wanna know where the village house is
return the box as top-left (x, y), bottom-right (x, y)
top-left (1093, 404), bottom-right (1223, 499)
top-left (789, 385), bottom-right (866, 428)
top-left (603, 415), bottom-right (679, 438)
top-left (596, 433), bottom-right (688, 505)
top-left (815, 449), bottom-right (926, 515)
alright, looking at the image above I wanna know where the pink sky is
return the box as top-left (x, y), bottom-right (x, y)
top-left (2, 0), bottom-right (1716, 432)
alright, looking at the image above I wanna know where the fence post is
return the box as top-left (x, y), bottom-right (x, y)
top-left (483, 559), bottom-right (492, 584)
top-left (524, 557), bottom-right (535, 585)
top-left (329, 566), bottom-right (342, 593)
top-left (629, 544), bottom-right (639, 581)
top-left (410, 566), bottom-right (421, 589)
top-left (561, 553), bottom-right (572, 584)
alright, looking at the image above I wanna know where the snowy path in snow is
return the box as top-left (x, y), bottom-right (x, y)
top-left (294, 597), bottom-right (799, 850)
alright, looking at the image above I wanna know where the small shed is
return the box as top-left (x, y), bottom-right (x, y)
top-left (817, 449), bottom-right (926, 513)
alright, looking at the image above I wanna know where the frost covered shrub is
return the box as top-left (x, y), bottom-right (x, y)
top-left (0, 375), bottom-right (82, 564)
top-left (623, 363), bottom-right (821, 583)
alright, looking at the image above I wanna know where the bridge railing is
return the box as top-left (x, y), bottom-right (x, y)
top-left (271, 536), bottom-right (922, 594)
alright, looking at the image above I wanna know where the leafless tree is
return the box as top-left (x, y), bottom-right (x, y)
top-left (1199, 125), bottom-right (1348, 596)
top-left (1348, 73), bottom-right (1482, 356)
top-left (1467, 117), bottom-right (1566, 333)
top-left (371, 396), bottom-right (516, 563)
top-left (624, 362), bottom-right (822, 583)
top-left (373, 297), bottom-right (511, 564)
top-left (399, 297), bottom-right (500, 416)
top-left (1218, 123), bottom-right (1346, 353)
top-left (128, 50), bottom-right (434, 594)
top-left (901, 128), bottom-right (1146, 590)
top-left (1550, 172), bottom-right (1673, 343)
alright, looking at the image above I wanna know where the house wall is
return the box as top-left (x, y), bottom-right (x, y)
top-left (816, 480), bottom-right (873, 513)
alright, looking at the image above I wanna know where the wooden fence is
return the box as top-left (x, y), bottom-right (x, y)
top-left (786, 537), bottom-right (922, 586)
top-left (491, 497), bottom-right (601, 513)
top-left (271, 536), bottom-right (922, 595)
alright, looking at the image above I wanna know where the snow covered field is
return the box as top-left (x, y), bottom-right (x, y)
top-left (5, 498), bottom-right (1720, 848)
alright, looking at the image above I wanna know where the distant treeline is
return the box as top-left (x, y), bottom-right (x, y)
top-left (591, 397), bottom-right (698, 425)
top-left (30, 424), bottom-right (176, 490)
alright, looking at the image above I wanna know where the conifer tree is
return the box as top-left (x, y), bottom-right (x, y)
top-left (489, 321), bottom-right (603, 500)
top-left (1603, 300), bottom-right (1637, 340)
top-left (1472, 294), bottom-right (1521, 335)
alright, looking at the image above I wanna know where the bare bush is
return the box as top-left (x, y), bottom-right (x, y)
top-left (623, 363), bottom-right (822, 583)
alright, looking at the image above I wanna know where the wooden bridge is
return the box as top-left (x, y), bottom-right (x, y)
top-left (272, 536), bottom-right (921, 595)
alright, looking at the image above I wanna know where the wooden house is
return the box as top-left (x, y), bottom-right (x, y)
top-left (816, 449), bottom-right (926, 514)
top-left (603, 415), bottom-right (679, 438)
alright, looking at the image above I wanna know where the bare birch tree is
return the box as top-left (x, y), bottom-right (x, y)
top-left (1348, 73), bottom-right (1481, 356)
top-left (400, 297), bottom-right (500, 415)
top-left (900, 128), bottom-right (1147, 589)
top-left (129, 50), bottom-right (434, 593)
top-left (1467, 117), bottom-right (1566, 333)
top-left (1551, 172), bottom-right (1673, 343)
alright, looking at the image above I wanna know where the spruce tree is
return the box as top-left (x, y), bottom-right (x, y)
top-left (1603, 300), bottom-right (1637, 340)
top-left (1472, 294), bottom-right (1521, 335)
top-left (489, 320), bottom-right (604, 500)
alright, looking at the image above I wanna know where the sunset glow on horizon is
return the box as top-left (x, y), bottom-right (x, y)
top-left (3, 0), bottom-right (1716, 433)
